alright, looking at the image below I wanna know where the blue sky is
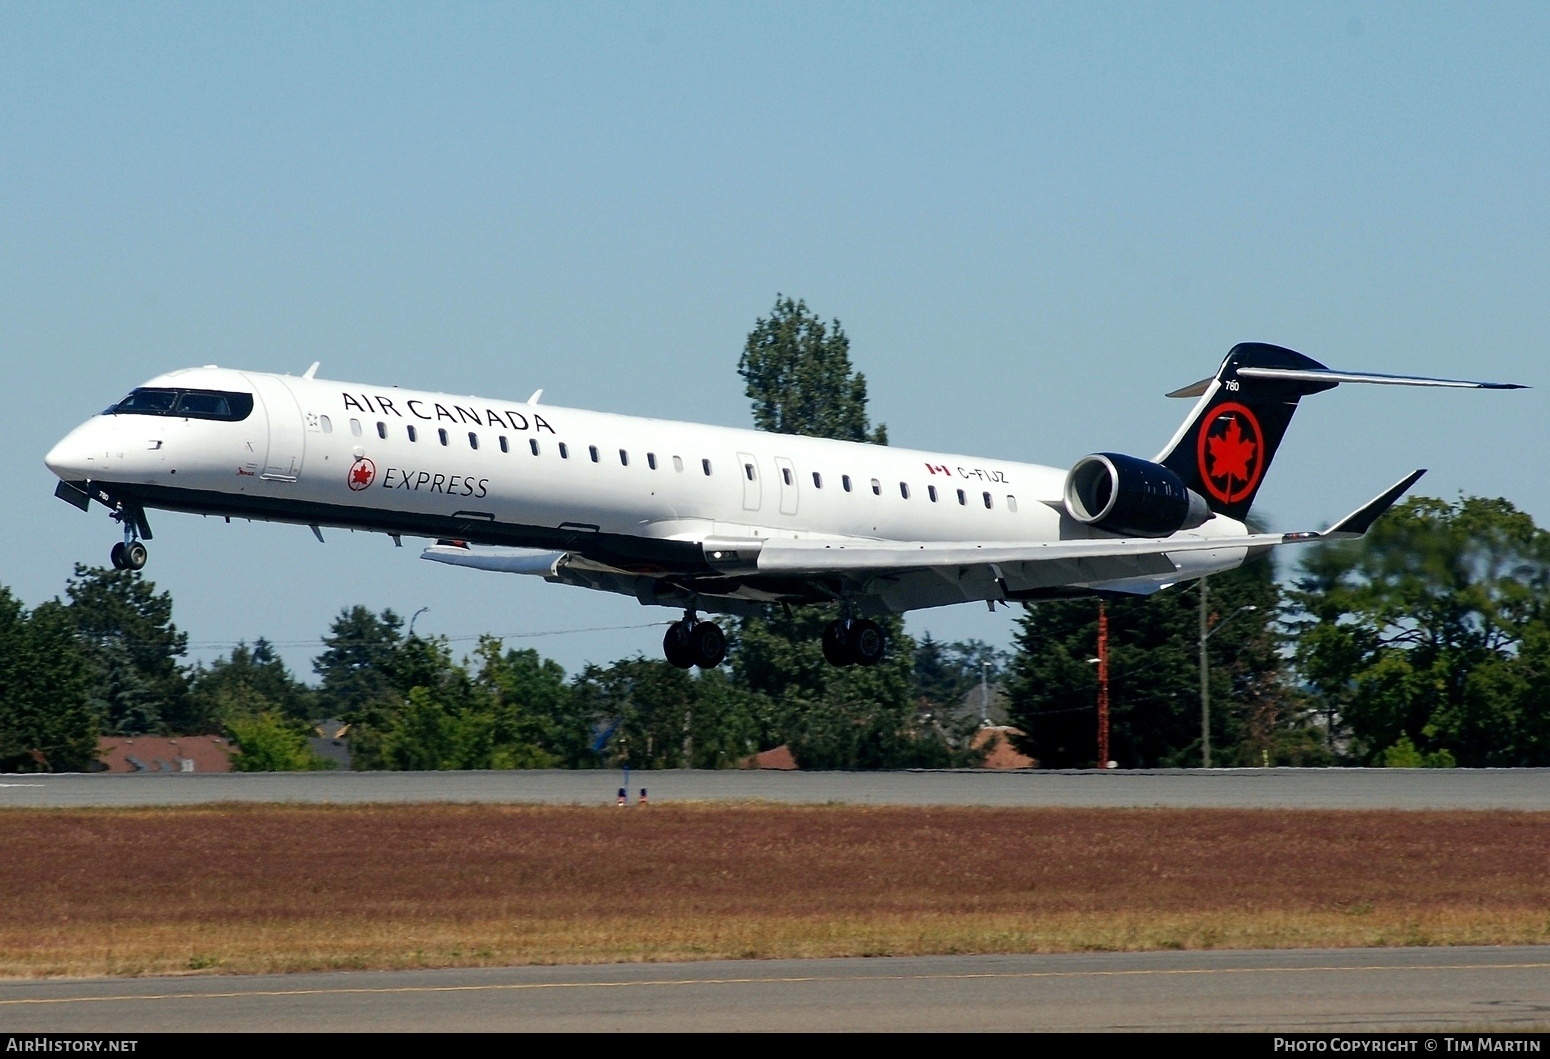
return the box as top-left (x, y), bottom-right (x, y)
top-left (3, 2), bottom-right (1545, 678)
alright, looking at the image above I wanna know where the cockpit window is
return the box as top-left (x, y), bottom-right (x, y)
top-left (110, 388), bottom-right (254, 422)
top-left (114, 389), bottom-right (178, 414)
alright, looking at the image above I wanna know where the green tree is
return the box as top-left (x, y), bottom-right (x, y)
top-left (573, 657), bottom-right (697, 769)
top-left (1006, 554), bottom-right (1315, 768)
top-left (65, 565), bottom-right (193, 733)
top-left (738, 295), bottom-right (887, 444)
top-left (729, 295), bottom-right (943, 766)
top-left (732, 608), bottom-right (965, 767)
top-left (572, 657), bottom-right (764, 770)
top-left (189, 638), bottom-right (315, 727)
top-left (313, 606), bottom-right (406, 719)
top-left (1289, 496), bottom-right (1550, 766)
top-left (471, 638), bottom-right (576, 768)
top-left (227, 712), bottom-right (332, 771)
top-left (0, 590), bottom-right (98, 772)
top-left (913, 635), bottom-right (1010, 716)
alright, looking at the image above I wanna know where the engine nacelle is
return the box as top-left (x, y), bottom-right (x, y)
top-left (1064, 452), bottom-right (1212, 538)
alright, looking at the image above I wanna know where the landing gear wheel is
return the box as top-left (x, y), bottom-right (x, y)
top-left (123, 541), bottom-right (148, 571)
top-left (110, 542), bottom-right (127, 570)
top-left (688, 621), bottom-right (726, 669)
top-left (822, 620), bottom-right (852, 667)
top-left (663, 622), bottom-right (694, 669)
top-left (846, 618), bottom-right (886, 667)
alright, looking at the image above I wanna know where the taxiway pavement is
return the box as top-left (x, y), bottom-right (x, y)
top-left (3, 947), bottom-right (1546, 1032)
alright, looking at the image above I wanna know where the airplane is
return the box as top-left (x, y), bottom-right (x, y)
top-left (45, 343), bottom-right (1522, 670)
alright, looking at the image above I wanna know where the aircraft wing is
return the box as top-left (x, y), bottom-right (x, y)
top-left (753, 469), bottom-right (1424, 577)
top-left (754, 471), bottom-right (1415, 572)
top-left (423, 471), bottom-right (1422, 611)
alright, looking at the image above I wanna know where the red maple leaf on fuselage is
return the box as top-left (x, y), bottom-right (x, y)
top-left (1207, 417), bottom-right (1256, 486)
top-left (350, 462), bottom-right (373, 487)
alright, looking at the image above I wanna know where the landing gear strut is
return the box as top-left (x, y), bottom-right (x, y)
top-left (109, 516), bottom-right (148, 572)
top-left (822, 617), bottom-right (886, 668)
top-left (663, 613), bottom-right (726, 670)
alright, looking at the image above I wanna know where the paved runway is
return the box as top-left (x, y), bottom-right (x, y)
top-left (3, 767), bottom-right (1548, 810)
top-left (2, 947), bottom-right (1546, 1032)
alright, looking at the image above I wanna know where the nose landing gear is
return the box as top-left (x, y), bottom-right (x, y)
top-left (109, 540), bottom-right (148, 571)
top-left (108, 504), bottom-right (150, 571)
top-left (821, 617), bottom-right (886, 668)
top-left (663, 612), bottom-right (727, 670)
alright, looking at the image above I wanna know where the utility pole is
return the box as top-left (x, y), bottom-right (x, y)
top-left (1199, 576), bottom-right (1210, 769)
top-left (980, 661), bottom-right (990, 726)
top-left (1097, 601), bottom-right (1110, 769)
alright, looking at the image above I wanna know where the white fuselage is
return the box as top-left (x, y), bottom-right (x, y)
top-left (46, 367), bottom-right (1252, 613)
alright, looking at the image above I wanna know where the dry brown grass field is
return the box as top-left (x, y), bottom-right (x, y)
top-left (2, 804), bottom-right (1547, 978)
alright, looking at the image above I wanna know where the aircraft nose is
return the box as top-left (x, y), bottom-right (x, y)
top-left (45, 422), bottom-right (98, 480)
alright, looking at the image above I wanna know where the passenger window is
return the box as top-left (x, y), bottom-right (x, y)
top-left (983, 491), bottom-right (993, 509)
top-left (589, 445), bottom-right (599, 463)
top-left (812, 472), bottom-right (822, 488)
top-left (900, 482), bottom-right (910, 499)
top-left (673, 456), bottom-right (684, 472)
top-left (559, 442), bottom-right (569, 459)
top-left (468, 432), bottom-right (479, 449)
top-left (745, 463), bottom-right (756, 481)
top-left (619, 449), bottom-right (629, 467)
top-left (928, 485), bottom-right (938, 502)
top-left (407, 425), bottom-right (418, 442)
top-left (438, 429), bottom-right (448, 446)
top-left (957, 489), bottom-right (966, 505)
top-left (842, 475), bottom-right (852, 492)
top-left (782, 467), bottom-right (793, 486)
top-left (702, 459), bottom-right (712, 475)
top-left (871, 479), bottom-right (881, 496)
top-left (647, 453), bottom-right (657, 470)
top-left (350, 419), bottom-right (362, 437)
top-left (1007, 496), bottom-right (1018, 513)
top-left (530, 438), bottom-right (540, 456)
top-left (376, 422), bottom-right (387, 439)
top-left (320, 416), bottom-right (333, 434)
top-left (498, 436), bottom-right (508, 453)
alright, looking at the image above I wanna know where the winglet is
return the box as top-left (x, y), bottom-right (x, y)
top-left (1319, 469), bottom-right (1427, 539)
top-left (302, 362), bottom-right (321, 380)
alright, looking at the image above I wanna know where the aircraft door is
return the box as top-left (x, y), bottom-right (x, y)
top-left (242, 373), bottom-right (306, 482)
top-left (774, 456), bottom-right (799, 516)
top-left (737, 452), bottom-right (761, 511)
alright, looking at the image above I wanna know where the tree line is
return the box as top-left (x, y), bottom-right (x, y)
top-left (6, 297), bottom-right (1550, 771)
top-left (0, 568), bottom-right (1002, 772)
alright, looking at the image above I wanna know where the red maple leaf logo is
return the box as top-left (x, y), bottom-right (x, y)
top-left (1195, 403), bottom-right (1264, 505)
top-left (348, 457), bottom-right (376, 491)
top-left (1207, 416), bottom-right (1256, 485)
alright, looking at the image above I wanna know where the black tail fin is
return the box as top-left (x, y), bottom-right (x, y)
top-left (1155, 343), bottom-right (1337, 521)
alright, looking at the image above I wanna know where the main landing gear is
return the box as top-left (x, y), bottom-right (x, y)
top-left (821, 617), bottom-right (886, 668)
top-left (663, 614), bottom-right (727, 670)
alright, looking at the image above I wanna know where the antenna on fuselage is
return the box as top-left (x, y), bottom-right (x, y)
top-left (302, 362), bottom-right (320, 380)
top-left (527, 389), bottom-right (543, 405)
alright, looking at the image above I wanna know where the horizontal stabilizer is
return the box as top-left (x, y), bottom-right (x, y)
top-left (1322, 469), bottom-right (1426, 539)
top-left (1235, 366), bottom-right (1526, 390)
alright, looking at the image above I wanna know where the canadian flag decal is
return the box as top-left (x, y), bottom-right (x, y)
top-left (925, 463), bottom-right (951, 476)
